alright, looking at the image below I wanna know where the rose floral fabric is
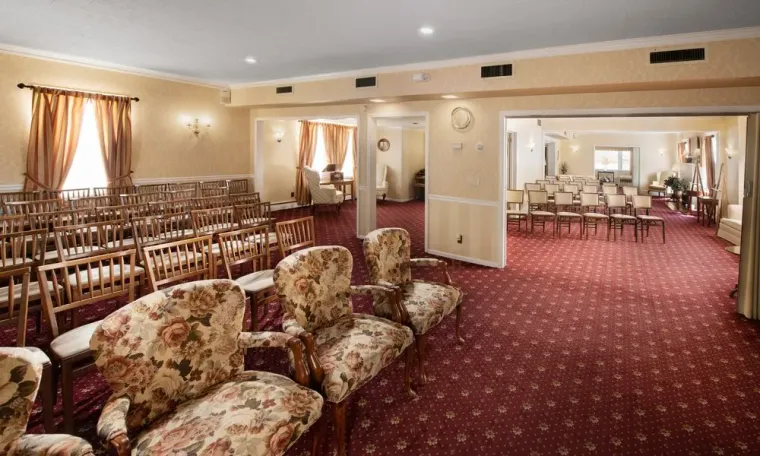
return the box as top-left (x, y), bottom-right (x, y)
top-left (90, 279), bottom-right (322, 455)
top-left (0, 348), bottom-right (94, 456)
top-left (273, 246), bottom-right (353, 331)
top-left (132, 371), bottom-right (322, 456)
top-left (373, 280), bottom-right (462, 335)
top-left (314, 314), bottom-right (413, 403)
top-left (362, 228), bottom-right (412, 285)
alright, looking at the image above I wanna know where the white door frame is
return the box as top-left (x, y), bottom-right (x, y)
top-left (499, 106), bottom-right (760, 268)
top-left (367, 112), bottom-right (430, 249)
top-left (252, 114), bottom-right (361, 231)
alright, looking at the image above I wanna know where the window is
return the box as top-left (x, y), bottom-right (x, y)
top-left (62, 101), bottom-right (108, 190)
top-left (594, 147), bottom-right (633, 172)
top-left (310, 124), bottom-right (355, 177)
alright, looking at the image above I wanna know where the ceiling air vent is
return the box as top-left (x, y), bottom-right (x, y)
top-left (275, 85), bottom-right (293, 94)
top-left (650, 48), bottom-right (706, 64)
top-left (355, 76), bottom-right (377, 88)
top-left (481, 63), bottom-right (513, 79)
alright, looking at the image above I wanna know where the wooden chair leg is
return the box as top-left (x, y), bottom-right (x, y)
top-left (404, 346), bottom-right (416, 398)
top-left (455, 302), bottom-right (465, 344)
top-left (662, 222), bottom-right (666, 244)
top-left (416, 335), bottom-right (427, 385)
top-left (311, 412), bottom-right (328, 456)
top-left (249, 294), bottom-right (259, 331)
top-left (61, 361), bottom-right (75, 434)
top-left (41, 363), bottom-right (56, 433)
top-left (331, 401), bottom-right (348, 456)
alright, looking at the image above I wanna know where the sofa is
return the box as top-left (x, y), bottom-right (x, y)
top-left (717, 204), bottom-right (743, 245)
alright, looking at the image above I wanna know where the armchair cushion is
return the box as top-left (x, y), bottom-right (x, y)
top-left (304, 168), bottom-right (342, 205)
top-left (132, 371), bottom-right (322, 456)
top-left (373, 281), bottom-right (462, 335)
top-left (313, 314), bottom-right (413, 403)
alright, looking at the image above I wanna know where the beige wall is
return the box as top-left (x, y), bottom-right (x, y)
top-left (402, 130), bottom-right (425, 200)
top-left (557, 133), bottom-right (678, 191)
top-left (251, 87), bottom-right (760, 267)
top-left (506, 119), bottom-right (544, 191)
top-left (0, 52), bottom-right (251, 186)
top-left (721, 116), bottom-right (748, 205)
top-left (376, 127), bottom-right (404, 200)
top-left (257, 119), bottom-right (299, 203)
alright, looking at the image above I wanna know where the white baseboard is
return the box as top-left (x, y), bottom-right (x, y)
top-left (384, 197), bottom-right (414, 203)
top-left (0, 184), bottom-right (23, 192)
top-left (133, 174), bottom-right (254, 185)
top-left (272, 201), bottom-right (301, 211)
top-left (426, 249), bottom-right (502, 268)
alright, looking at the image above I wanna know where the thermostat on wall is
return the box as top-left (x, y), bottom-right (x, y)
top-left (451, 142), bottom-right (463, 150)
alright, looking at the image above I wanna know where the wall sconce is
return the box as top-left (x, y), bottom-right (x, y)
top-left (726, 147), bottom-right (734, 159)
top-left (658, 148), bottom-right (666, 156)
top-left (571, 145), bottom-right (579, 153)
top-left (274, 130), bottom-right (284, 143)
top-left (528, 141), bottom-right (536, 152)
top-left (182, 116), bottom-right (211, 136)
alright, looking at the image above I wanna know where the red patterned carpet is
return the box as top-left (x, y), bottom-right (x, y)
top-left (6, 199), bottom-right (759, 455)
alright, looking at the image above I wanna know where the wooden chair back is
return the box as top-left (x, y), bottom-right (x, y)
top-left (27, 210), bottom-right (81, 231)
top-left (117, 203), bottom-right (153, 221)
top-left (93, 185), bottom-right (134, 197)
top-left (234, 203), bottom-right (272, 228)
top-left (199, 180), bottom-right (228, 189)
top-left (0, 215), bottom-right (27, 234)
top-left (0, 192), bottom-right (40, 207)
top-left (135, 184), bottom-right (167, 194)
top-left (53, 220), bottom-right (126, 261)
top-left (525, 183), bottom-right (542, 192)
top-left (528, 190), bottom-right (549, 206)
top-left (70, 195), bottom-right (115, 210)
top-left (632, 195), bottom-right (653, 213)
top-left (229, 193), bottom-right (261, 205)
top-left (0, 267), bottom-right (31, 346)
top-left (132, 213), bottom-right (193, 255)
top-left (582, 185), bottom-right (599, 194)
top-left (602, 185), bottom-right (619, 195)
top-left (59, 188), bottom-right (90, 203)
top-left (227, 179), bottom-right (249, 195)
top-left (606, 194), bottom-right (627, 212)
top-left (580, 192), bottom-right (602, 209)
top-left (149, 199), bottom-right (193, 216)
top-left (3, 199), bottom-right (61, 215)
top-left (199, 187), bottom-right (229, 198)
top-left (0, 230), bottom-right (46, 272)
top-left (506, 190), bottom-right (524, 205)
top-left (191, 207), bottom-right (236, 236)
top-left (166, 189), bottom-right (197, 200)
top-left (120, 192), bottom-right (163, 205)
top-left (192, 195), bottom-right (230, 209)
top-left (544, 184), bottom-right (560, 196)
top-left (167, 182), bottom-right (199, 192)
top-left (142, 236), bottom-right (213, 292)
top-left (37, 250), bottom-right (137, 338)
top-left (535, 180), bottom-right (550, 189)
top-left (622, 186), bottom-right (639, 201)
top-left (554, 192), bottom-right (574, 207)
top-left (562, 183), bottom-right (579, 195)
top-left (275, 216), bottom-right (315, 257)
top-left (217, 226), bottom-right (271, 279)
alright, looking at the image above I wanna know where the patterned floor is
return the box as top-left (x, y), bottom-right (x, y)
top-left (7, 199), bottom-right (759, 455)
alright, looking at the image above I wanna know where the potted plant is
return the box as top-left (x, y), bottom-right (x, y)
top-left (559, 162), bottom-right (569, 175)
top-left (664, 176), bottom-right (685, 198)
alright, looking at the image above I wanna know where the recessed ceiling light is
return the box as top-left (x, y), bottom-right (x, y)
top-left (442, 94), bottom-right (458, 99)
top-left (419, 26), bottom-right (434, 36)
top-left (244, 56), bottom-right (257, 64)
top-left (369, 99), bottom-right (386, 103)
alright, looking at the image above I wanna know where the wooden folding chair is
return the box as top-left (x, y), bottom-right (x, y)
top-left (275, 216), bottom-right (316, 258)
top-left (141, 236), bottom-right (214, 292)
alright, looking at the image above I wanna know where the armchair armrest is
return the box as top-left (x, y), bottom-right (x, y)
top-left (239, 331), bottom-right (310, 387)
top-left (350, 284), bottom-right (409, 325)
top-left (97, 395), bottom-right (132, 456)
top-left (410, 258), bottom-right (454, 285)
top-left (282, 311), bottom-right (306, 337)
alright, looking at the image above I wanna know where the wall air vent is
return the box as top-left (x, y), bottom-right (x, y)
top-left (355, 76), bottom-right (377, 88)
top-left (275, 85), bottom-right (293, 94)
top-left (650, 48), bottom-right (706, 64)
top-left (481, 64), bottom-right (513, 78)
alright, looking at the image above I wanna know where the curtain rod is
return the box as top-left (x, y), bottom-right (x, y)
top-left (17, 83), bottom-right (139, 102)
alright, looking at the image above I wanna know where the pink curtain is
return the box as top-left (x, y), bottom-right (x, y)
top-left (94, 95), bottom-right (133, 187)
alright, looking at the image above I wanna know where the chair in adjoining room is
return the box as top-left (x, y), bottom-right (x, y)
top-left (525, 182), bottom-right (542, 193)
top-left (632, 195), bottom-right (666, 243)
top-left (362, 228), bottom-right (463, 384)
top-left (528, 190), bottom-right (556, 237)
top-left (506, 189), bottom-right (528, 232)
top-left (606, 194), bottom-right (638, 242)
top-left (544, 183), bottom-right (560, 202)
top-left (648, 171), bottom-right (669, 197)
top-left (90, 280), bottom-right (323, 456)
top-left (622, 186), bottom-right (639, 214)
top-left (377, 165), bottom-right (389, 201)
top-left (580, 193), bottom-right (609, 240)
top-left (274, 246), bottom-right (414, 456)
top-left (553, 192), bottom-right (582, 239)
top-left (303, 167), bottom-right (342, 212)
top-left (0, 348), bottom-right (94, 455)
top-left (218, 225), bottom-right (276, 330)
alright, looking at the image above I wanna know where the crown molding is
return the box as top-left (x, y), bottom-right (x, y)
top-left (231, 26), bottom-right (760, 89)
top-left (0, 43), bottom-right (229, 90)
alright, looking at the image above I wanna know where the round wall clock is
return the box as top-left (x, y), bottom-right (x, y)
top-left (377, 138), bottom-right (391, 151)
top-left (451, 107), bottom-right (473, 130)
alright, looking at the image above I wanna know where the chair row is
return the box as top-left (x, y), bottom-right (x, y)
top-left (508, 191), bottom-right (666, 242)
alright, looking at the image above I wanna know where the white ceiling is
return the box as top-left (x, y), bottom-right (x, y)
top-left (2, 0), bottom-right (759, 86)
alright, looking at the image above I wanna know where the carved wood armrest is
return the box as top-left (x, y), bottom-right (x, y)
top-left (97, 395), bottom-right (132, 456)
top-left (410, 258), bottom-right (453, 285)
top-left (298, 332), bottom-right (324, 388)
top-left (350, 284), bottom-right (409, 325)
top-left (239, 331), bottom-right (310, 387)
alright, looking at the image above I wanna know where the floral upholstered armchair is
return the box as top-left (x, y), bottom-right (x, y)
top-left (0, 348), bottom-right (94, 456)
top-left (274, 246), bottom-right (414, 456)
top-left (363, 227), bottom-right (463, 384)
top-left (89, 280), bottom-right (323, 456)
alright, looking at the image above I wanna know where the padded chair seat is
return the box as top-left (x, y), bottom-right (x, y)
top-left (235, 270), bottom-right (275, 294)
top-left (133, 371), bottom-right (323, 456)
top-left (583, 213), bottom-right (609, 219)
top-left (721, 218), bottom-right (742, 231)
top-left (610, 214), bottom-right (637, 220)
top-left (43, 250), bottom-right (62, 262)
top-left (379, 281), bottom-right (462, 336)
top-left (67, 264), bottom-right (144, 285)
top-left (247, 232), bottom-right (279, 245)
top-left (637, 214), bottom-right (664, 221)
top-left (0, 280), bottom-right (62, 306)
top-left (50, 321), bottom-right (100, 359)
top-left (530, 211), bottom-right (555, 217)
top-left (556, 211), bottom-right (582, 217)
top-left (25, 346), bottom-right (52, 366)
top-left (506, 209), bottom-right (527, 216)
top-left (314, 314), bottom-right (413, 403)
